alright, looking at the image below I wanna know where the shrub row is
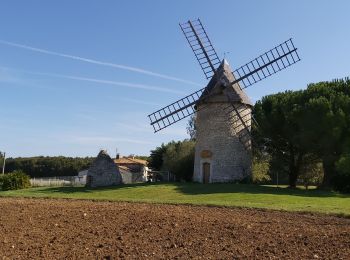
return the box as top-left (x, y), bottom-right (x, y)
top-left (0, 171), bottom-right (31, 191)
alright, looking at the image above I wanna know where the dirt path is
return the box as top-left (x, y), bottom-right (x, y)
top-left (0, 198), bottom-right (349, 259)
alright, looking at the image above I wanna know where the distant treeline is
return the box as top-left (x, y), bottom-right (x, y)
top-left (4, 156), bottom-right (95, 177)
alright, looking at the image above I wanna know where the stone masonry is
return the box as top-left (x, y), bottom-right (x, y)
top-left (87, 150), bottom-right (122, 187)
top-left (193, 102), bottom-right (252, 183)
top-left (193, 60), bottom-right (252, 183)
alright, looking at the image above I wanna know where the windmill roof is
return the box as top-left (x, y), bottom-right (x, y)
top-left (198, 59), bottom-right (252, 106)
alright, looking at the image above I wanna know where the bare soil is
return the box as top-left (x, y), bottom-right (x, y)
top-left (0, 198), bottom-right (349, 259)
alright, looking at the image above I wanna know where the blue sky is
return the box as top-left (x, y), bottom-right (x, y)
top-left (1, 0), bottom-right (349, 158)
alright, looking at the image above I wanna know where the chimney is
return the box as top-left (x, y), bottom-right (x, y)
top-left (116, 153), bottom-right (120, 159)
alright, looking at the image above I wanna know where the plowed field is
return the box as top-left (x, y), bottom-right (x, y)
top-left (0, 198), bottom-right (349, 259)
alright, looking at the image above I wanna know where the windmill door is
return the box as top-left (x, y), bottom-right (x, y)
top-left (203, 162), bottom-right (210, 183)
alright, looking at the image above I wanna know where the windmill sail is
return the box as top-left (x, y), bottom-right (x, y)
top-left (148, 39), bottom-right (300, 133)
top-left (179, 19), bottom-right (221, 80)
top-left (223, 97), bottom-right (252, 151)
top-left (148, 88), bottom-right (205, 132)
top-left (232, 39), bottom-right (300, 89)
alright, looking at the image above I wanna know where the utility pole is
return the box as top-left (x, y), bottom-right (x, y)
top-left (1, 152), bottom-right (5, 174)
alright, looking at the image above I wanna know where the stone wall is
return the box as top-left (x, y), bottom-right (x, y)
top-left (87, 150), bottom-right (122, 187)
top-left (193, 102), bottom-right (252, 183)
top-left (120, 172), bottom-right (145, 184)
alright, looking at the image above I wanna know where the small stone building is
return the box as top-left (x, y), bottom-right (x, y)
top-left (86, 150), bottom-right (122, 187)
top-left (193, 60), bottom-right (252, 183)
top-left (114, 155), bottom-right (148, 183)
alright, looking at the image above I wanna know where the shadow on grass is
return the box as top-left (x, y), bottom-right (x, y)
top-left (32, 182), bottom-right (349, 199)
top-left (174, 183), bottom-right (349, 198)
top-left (34, 182), bottom-right (161, 194)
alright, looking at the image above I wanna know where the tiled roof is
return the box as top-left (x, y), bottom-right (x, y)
top-left (114, 157), bottom-right (148, 166)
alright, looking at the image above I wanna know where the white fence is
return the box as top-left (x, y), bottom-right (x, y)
top-left (30, 171), bottom-right (171, 187)
top-left (30, 173), bottom-right (145, 186)
top-left (30, 176), bottom-right (85, 187)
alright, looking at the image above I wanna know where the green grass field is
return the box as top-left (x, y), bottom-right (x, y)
top-left (1, 183), bottom-right (349, 216)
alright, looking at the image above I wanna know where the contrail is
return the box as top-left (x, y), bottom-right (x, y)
top-left (0, 66), bottom-right (186, 94)
top-left (47, 73), bottom-right (187, 94)
top-left (0, 39), bottom-right (201, 86)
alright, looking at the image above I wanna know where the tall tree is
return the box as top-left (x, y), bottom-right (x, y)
top-left (300, 80), bottom-right (350, 187)
top-left (148, 144), bottom-right (168, 170)
top-left (254, 90), bottom-right (307, 188)
top-left (254, 78), bottom-right (350, 189)
top-left (162, 140), bottom-right (195, 181)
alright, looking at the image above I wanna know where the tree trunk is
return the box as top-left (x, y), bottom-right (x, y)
top-left (288, 169), bottom-right (298, 188)
top-left (288, 149), bottom-right (303, 189)
top-left (321, 156), bottom-right (336, 188)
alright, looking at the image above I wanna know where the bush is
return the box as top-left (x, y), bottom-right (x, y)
top-left (252, 156), bottom-right (271, 184)
top-left (333, 155), bottom-right (350, 193)
top-left (0, 171), bottom-right (31, 191)
top-left (298, 162), bottom-right (324, 189)
top-left (332, 174), bottom-right (350, 193)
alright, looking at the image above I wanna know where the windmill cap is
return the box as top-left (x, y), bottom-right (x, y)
top-left (223, 59), bottom-right (230, 66)
top-left (197, 59), bottom-right (252, 106)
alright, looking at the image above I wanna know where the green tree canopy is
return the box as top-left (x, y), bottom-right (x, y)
top-left (162, 140), bottom-right (195, 181)
top-left (253, 78), bottom-right (350, 190)
top-left (148, 144), bottom-right (168, 171)
top-left (148, 140), bottom-right (195, 181)
top-left (5, 156), bottom-right (94, 177)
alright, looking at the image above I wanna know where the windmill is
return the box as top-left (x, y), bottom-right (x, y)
top-left (148, 18), bottom-right (300, 183)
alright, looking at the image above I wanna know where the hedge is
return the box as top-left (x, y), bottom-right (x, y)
top-left (0, 171), bottom-right (31, 191)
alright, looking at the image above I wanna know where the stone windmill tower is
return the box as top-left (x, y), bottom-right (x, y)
top-left (193, 60), bottom-right (253, 183)
top-left (148, 19), bottom-right (300, 183)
